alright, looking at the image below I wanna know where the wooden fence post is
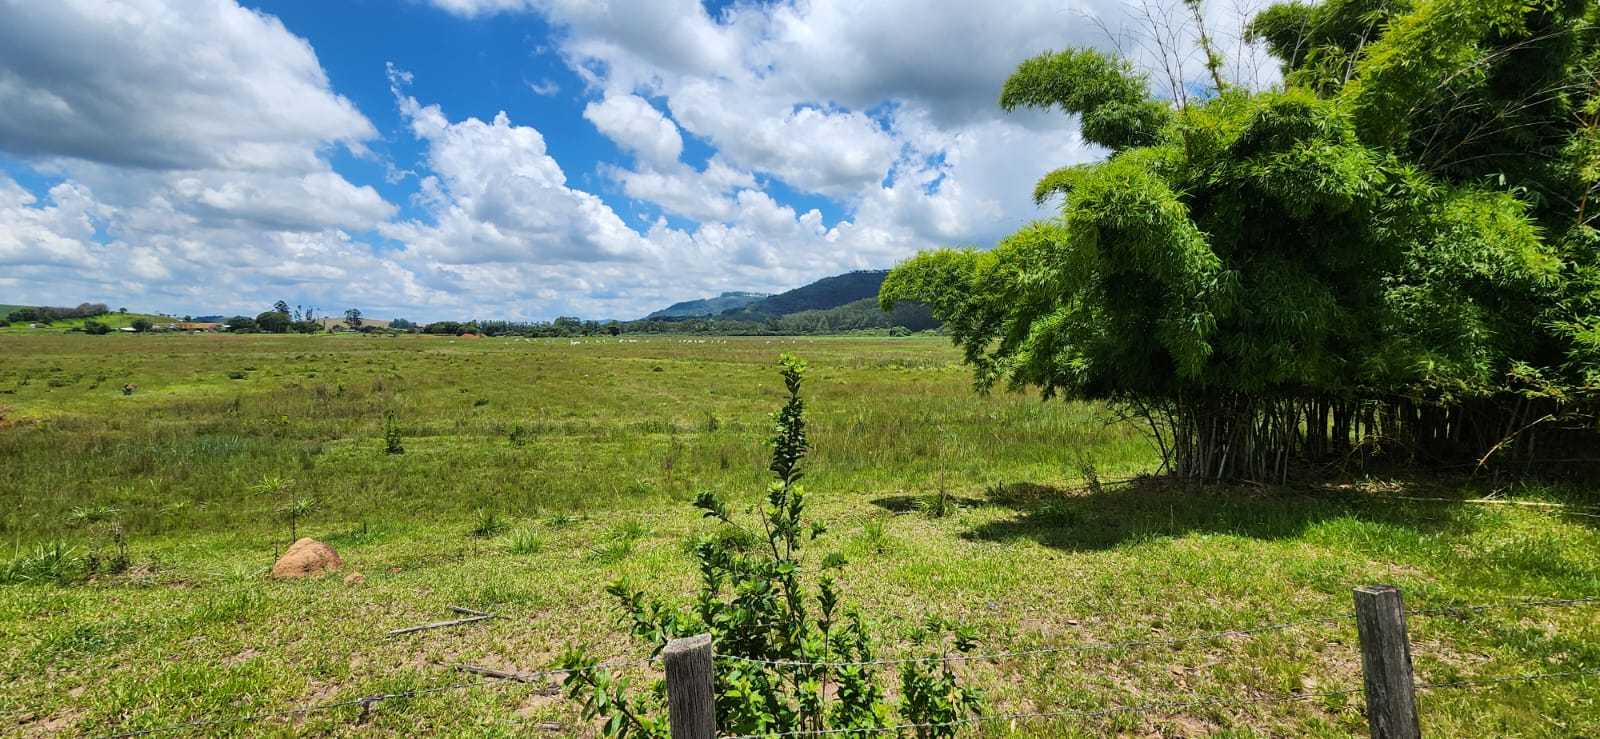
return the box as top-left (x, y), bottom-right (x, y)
top-left (1354, 585), bottom-right (1421, 739)
top-left (664, 633), bottom-right (715, 739)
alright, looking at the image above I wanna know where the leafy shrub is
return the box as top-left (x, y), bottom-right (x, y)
top-left (83, 320), bottom-right (110, 335)
top-left (383, 412), bottom-right (404, 455)
top-left (558, 355), bottom-right (981, 736)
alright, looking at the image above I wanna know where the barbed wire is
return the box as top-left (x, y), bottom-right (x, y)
top-left (1417, 666), bottom-right (1600, 693)
top-left (95, 658), bottom-right (647, 739)
top-left (719, 666), bottom-right (1600, 738)
top-left (89, 596), bottom-right (1600, 737)
top-left (714, 614), bottom-right (1346, 669)
top-left (720, 686), bottom-right (1364, 738)
top-left (1412, 596), bottom-right (1600, 617)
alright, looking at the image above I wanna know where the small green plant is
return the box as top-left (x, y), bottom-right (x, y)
top-left (66, 505), bottom-right (122, 527)
top-left (587, 521), bottom-right (647, 563)
top-left (1074, 452), bottom-right (1103, 495)
top-left (508, 423), bottom-right (531, 447)
top-left (559, 355), bottom-right (981, 736)
top-left (87, 525), bottom-right (132, 576)
top-left (918, 489), bottom-right (954, 518)
top-left (545, 512), bottom-right (579, 529)
top-left (2, 541), bottom-right (85, 585)
top-left (471, 508), bottom-right (507, 538)
top-left (505, 527), bottom-right (544, 555)
top-left (279, 497), bottom-right (317, 543)
top-left (383, 411), bottom-right (405, 454)
top-left (253, 476), bottom-right (314, 544)
top-left (860, 517), bottom-right (893, 555)
top-left (919, 470), bottom-right (954, 518)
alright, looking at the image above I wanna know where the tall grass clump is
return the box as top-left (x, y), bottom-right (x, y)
top-left (2, 541), bottom-right (86, 585)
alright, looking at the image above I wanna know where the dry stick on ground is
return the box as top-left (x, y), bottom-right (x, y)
top-left (387, 606), bottom-right (497, 637)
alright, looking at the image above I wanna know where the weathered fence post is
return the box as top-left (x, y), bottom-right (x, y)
top-left (664, 633), bottom-right (715, 739)
top-left (1354, 585), bottom-right (1421, 739)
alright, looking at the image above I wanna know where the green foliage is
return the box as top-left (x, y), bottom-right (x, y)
top-left (504, 527), bottom-right (544, 555)
top-left (558, 356), bottom-right (981, 737)
top-left (82, 320), bottom-right (110, 335)
top-left (470, 508), bottom-right (506, 538)
top-left (383, 412), bottom-right (404, 455)
top-left (2, 541), bottom-right (85, 585)
top-left (129, 318), bottom-right (153, 333)
top-left (1000, 49), bottom-right (1171, 151)
top-left (254, 310), bottom-right (291, 333)
top-left (224, 315), bottom-right (257, 333)
top-left (887, 0), bottom-right (1600, 479)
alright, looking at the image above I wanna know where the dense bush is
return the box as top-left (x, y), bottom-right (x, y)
top-left (884, 0), bottom-right (1600, 481)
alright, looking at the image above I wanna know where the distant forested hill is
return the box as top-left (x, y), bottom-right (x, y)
top-left (725, 270), bottom-right (888, 319)
top-left (645, 291), bottom-right (768, 319)
top-left (766, 298), bottom-right (938, 333)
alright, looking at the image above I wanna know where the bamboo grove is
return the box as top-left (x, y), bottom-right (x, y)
top-left (881, 0), bottom-right (1600, 481)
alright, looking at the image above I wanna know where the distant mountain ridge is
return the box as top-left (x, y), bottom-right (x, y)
top-left (646, 291), bottom-right (769, 319)
top-left (645, 270), bottom-right (891, 322)
top-left (730, 270), bottom-right (888, 318)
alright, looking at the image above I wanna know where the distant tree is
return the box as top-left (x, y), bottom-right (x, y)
top-left (606, 324), bottom-right (621, 336)
top-left (390, 318), bottom-right (415, 330)
top-left (130, 318), bottom-right (153, 333)
top-left (224, 315), bottom-right (257, 333)
top-left (255, 310), bottom-right (291, 333)
top-left (83, 320), bottom-right (111, 335)
top-left (118, 307), bottom-right (127, 314)
top-left (344, 308), bottom-right (363, 329)
top-left (552, 316), bottom-right (582, 336)
top-left (272, 300), bottom-right (291, 316)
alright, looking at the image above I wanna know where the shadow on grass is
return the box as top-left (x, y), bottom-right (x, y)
top-left (870, 494), bottom-right (988, 514)
top-left (949, 476), bottom-right (1479, 552)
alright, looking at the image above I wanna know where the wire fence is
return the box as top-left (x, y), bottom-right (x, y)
top-left (92, 592), bottom-right (1598, 737)
top-left (97, 658), bottom-right (652, 739)
top-left (713, 614), bottom-right (1346, 669)
top-left (719, 666), bottom-right (1600, 739)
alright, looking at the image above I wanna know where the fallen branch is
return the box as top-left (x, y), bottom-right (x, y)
top-left (387, 607), bottom-right (497, 637)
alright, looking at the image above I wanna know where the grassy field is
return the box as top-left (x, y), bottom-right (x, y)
top-left (2, 333), bottom-right (1598, 737)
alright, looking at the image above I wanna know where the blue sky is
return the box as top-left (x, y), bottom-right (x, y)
top-left (0, 0), bottom-right (1263, 321)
